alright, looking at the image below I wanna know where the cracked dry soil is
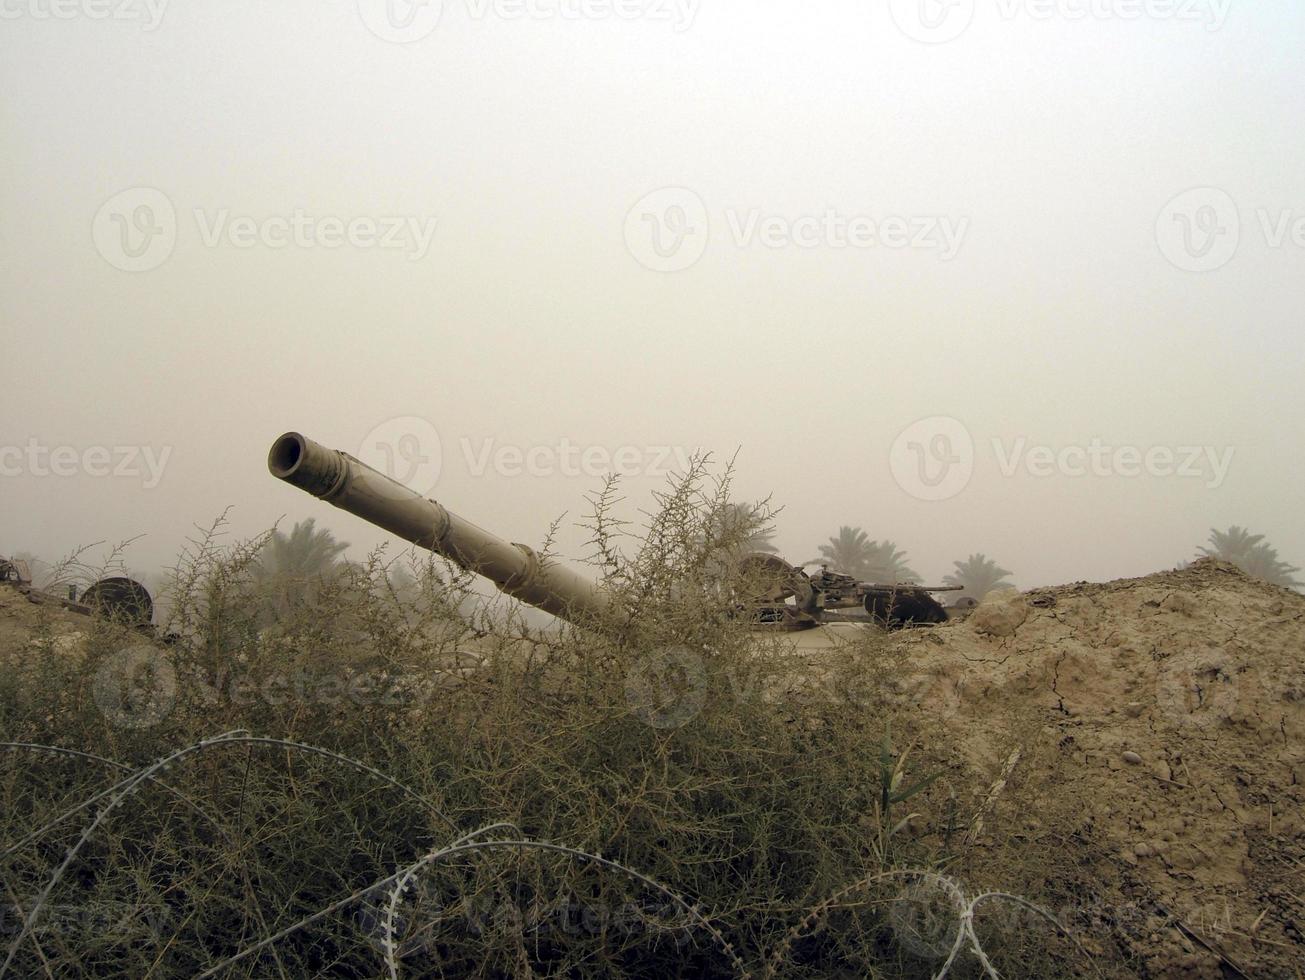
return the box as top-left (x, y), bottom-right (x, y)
top-left (885, 558), bottom-right (1303, 978)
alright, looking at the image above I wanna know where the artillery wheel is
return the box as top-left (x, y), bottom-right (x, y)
top-left (735, 552), bottom-right (815, 613)
top-left (81, 577), bottom-right (154, 626)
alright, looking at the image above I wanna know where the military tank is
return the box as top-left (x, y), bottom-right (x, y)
top-left (268, 431), bottom-right (959, 635)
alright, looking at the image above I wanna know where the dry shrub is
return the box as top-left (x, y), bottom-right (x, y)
top-left (0, 462), bottom-right (1117, 978)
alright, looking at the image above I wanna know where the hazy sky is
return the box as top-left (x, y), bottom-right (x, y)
top-left (2, 0), bottom-right (1303, 590)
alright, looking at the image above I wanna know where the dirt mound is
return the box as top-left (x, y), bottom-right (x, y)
top-left (0, 584), bottom-right (91, 654)
top-left (891, 558), bottom-right (1304, 977)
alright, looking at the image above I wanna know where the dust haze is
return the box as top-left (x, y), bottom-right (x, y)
top-left (3, 1), bottom-right (1303, 591)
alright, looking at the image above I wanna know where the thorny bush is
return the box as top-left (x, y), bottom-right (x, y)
top-left (0, 461), bottom-right (1119, 977)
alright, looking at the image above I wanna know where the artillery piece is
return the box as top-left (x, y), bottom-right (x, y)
top-left (733, 553), bottom-right (957, 629)
top-left (1, 556), bottom-right (155, 628)
top-left (268, 432), bottom-right (960, 631)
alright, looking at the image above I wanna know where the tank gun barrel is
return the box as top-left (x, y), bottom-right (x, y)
top-left (267, 431), bottom-right (609, 624)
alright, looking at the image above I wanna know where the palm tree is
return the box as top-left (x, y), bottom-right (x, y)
top-left (733, 504), bottom-right (779, 554)
top-left (1198, 526), bottom-right (1302, 589)
top-left (862, 540), bottom-right (919, 584)
top-left (254, 519), bottom-right (350, 617)
top-left (707, 503), bottom-right (780, 554)
top-left (1199, 526), bottom-right (1261, 565)
top-left (257, 519), bottom-right (349, 578)
top-left (943, 554), bottom-right (1015, 600)
top-left (812, 526), bottom-right (874, 577)
top-left (811, 528), bottom-right (919, 583)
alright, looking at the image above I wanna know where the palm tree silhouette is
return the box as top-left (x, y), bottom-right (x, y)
top-left (862, 540), bottom-right (919, 584)
top-left (811, 527), bottom-right (918, 583)
top-left (1198, 526), bottom-right (1301, 589)
top-left (254, 519), bottom-right (350, 618)
top-left (712, 503), bottom-right (780, 554)
top-left (943, 553), bottom-right (1015, 600)
top-left (811, 526), bottom-right (872, 577)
